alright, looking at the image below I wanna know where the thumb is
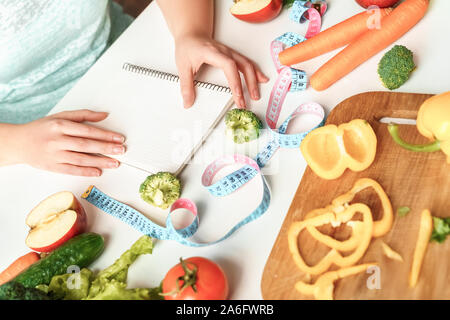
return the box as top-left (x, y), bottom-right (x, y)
top-left (179, 67), bottom-right (196, 109)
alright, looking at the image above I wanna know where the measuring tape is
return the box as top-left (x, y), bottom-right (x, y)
top-left (256, 15), bottom-right (327, 168)
top-left (290, 0), bottom-right (328, 39)
top-left (82, 155), bottom-right (270, 247)
top-left (82, 0), bottom-right (326, 247)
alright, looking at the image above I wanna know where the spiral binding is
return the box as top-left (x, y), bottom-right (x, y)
top-left (123, 62), bottom-right (231, 93)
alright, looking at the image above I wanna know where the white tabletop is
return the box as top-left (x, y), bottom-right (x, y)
top-left (1, 0), bottom-right (449, 299)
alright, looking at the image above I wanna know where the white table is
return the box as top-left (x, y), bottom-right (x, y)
top-left (1, 0), bottom-right (449, 299)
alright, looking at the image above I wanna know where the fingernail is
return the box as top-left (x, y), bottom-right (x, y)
top-left (239, 97), bottom-right (246, 108)
top-left (94, 170), bottom-right (102, 177)
top-left (252, 89), bottom-right (260, 100)
top-left (113, 135), bottom-right (125, 143)
top-left (108, 160), bottom-right (120, 168)
top-left (113, 146), bottom-right (125, 154)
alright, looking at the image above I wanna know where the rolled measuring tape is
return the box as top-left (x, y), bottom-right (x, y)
top-left (290, 0), bottom-right (328, 39)
top-left (82, 0), bottom-right (327, 247)
top-left (82, 154), bottom-right (270, 247)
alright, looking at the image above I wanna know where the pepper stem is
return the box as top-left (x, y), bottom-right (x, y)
top-left (387, 123), bottom-right (441, 153)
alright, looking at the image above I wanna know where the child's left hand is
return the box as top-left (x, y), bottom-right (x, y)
top-left (174, 35), bottom-right (269, 109)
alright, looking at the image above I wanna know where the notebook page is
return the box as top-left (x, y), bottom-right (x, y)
top-left (50, 67), bottom-right (232, 174)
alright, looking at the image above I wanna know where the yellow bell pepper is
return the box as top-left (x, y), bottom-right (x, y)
top-left (288, 203), bottom-right (374, 275)
top-left (409, 209), bottom-right (433, 288)
top-left (288, 178), bottom-right (393, 282)
top-left (381, 242), bottom-right (403, 262)
top-left (388, 91), bottom-right (450, 163)
top-left (300, 119), bottom-right (377, 180)
top-left (295, 263), bottom-right (377, 300)
top-left (305, 178), bottom-right (393, 238)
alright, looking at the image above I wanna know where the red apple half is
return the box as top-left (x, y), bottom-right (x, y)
top-left (25, 192), bottom-right (87, 252)
top-left (355, 0), bottom-right (399, 9)
top-left (230, 0), bottom-right (283, 23)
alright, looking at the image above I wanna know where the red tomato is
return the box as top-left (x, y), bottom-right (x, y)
top-left (162, 257), bottom-right (229, 300)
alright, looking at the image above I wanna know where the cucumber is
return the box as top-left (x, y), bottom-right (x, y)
top-left (0, 282), bottom-right (49, 300)
top-left (13, 233), bottom-right (104, 288)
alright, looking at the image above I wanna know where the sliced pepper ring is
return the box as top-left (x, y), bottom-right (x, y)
top-left (305, 178), bottom-right (393, 238)
top-left (295, 263), bottom-right (377, 300)
top-left (288, 203), bottom-right (374, 276)
top-left (306, 220), bottom-right (366, 252)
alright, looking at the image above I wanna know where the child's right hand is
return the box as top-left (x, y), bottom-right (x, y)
top-left (9, 110), bottom-right (125, 177)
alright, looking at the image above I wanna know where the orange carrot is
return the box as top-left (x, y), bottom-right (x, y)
top-left (310, 0), bottom-right (429, 91)
top-left (279, 8), bottom-right (393, 66)
top-left (0, 252), bottom-right (40, 285)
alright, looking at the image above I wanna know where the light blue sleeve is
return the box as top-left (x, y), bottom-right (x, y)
top-left (0, 0), bottom-right (133, 124)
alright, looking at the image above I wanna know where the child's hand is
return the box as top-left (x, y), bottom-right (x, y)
top-left (10, 110), bottom-right (125, 177)
top-left (174, 35), bottom-right (269, 109)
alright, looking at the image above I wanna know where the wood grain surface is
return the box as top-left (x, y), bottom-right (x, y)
top-left (261, 91), bottom-right (450, 300)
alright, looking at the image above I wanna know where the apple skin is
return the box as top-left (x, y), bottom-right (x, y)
top-left (231, 0), bottom-right (283, 23)
top-left (26, 196), bottom-right (87, 253)
top-left (355, 0), bottom-right (399, 8)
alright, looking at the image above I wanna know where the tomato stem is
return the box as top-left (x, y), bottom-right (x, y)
top-left (160, 257), bottom-right (198, 297)
top-left (178, 257), bottom-right (198, 293)
top-left (388, 123), bottom-right (441, 153)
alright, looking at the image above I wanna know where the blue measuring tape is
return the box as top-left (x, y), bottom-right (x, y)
top-left (82, 0), bottom-right (326, 247)
top-left (255, 30), bottom-right (326, 168)
top-left (83, 155), bottom-right (270, 247)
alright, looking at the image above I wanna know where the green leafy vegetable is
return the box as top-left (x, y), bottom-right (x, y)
top-left (40, 268), bottom-right (94, 300)
top-left (225, 109), bottom-right (263, 144)
top-left (42, 236), bottom-right (162, 300)
top-left (139, 172), bottom-right (181, 209)
top-left (430, 217), bottom-right (450, 243)
top-left (378, 45), bottom-right (416, 90)
top-left (396, 206), bottom-right (411, 217)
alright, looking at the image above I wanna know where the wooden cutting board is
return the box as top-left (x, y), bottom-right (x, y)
top-left (261, 91), bottom-right (450, 300)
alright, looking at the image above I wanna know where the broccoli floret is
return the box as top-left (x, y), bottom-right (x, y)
top-left (378, 45), bottom-right (416, 90)
top-left (139, 172), bottom-right (181, 209)
top-left (225, 109), bottom-right (263, 144)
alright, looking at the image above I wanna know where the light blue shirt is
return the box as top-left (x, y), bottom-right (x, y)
top-left (0, 0), bottom-right (133, 124)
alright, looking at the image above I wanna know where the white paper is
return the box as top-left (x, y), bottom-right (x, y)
top-left (51, 67), bottom-right (232, 174)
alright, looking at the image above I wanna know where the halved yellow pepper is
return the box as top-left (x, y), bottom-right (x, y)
top-left (388, 91), bottom-right (450, 163)
top-left (300, 119), bottom-right (377, 180)
top-left (305, 178), bottom-right (393, 238)
top-left (295, 263), bottom-right (377, 300)
top-left (288, 203), bottom-right (374, 275)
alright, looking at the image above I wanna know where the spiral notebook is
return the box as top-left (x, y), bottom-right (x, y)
top-left (51, 63), bottom-right (233, 175)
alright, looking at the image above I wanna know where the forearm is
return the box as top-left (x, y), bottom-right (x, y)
top-left (0, 123), bottom-right (21, 166)
top-left (156, 0), bottom-right (214, 40)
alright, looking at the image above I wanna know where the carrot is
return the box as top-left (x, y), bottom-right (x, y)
top-left (310, 0), bottom-right (429, 91)
top-left (0, 252), bottom-right (40, 285)
top-left (279, 8), bottom-right (393, 66)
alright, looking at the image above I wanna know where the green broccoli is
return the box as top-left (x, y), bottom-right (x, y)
top-left (378, 45), bottom-right (416, 90)
top-left (225, 109), bottom-right (263, 144)
top-left (139, 172), bottom-right (181, 209)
